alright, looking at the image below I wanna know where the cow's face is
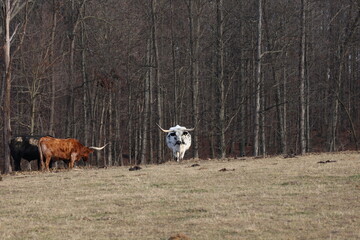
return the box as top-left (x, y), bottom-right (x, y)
top-left (165, 129), bottom-right (192, 161)
top-left (167, 130), bottom-right (191, 148)
top-left (81, 147), bottom-right (94, 161)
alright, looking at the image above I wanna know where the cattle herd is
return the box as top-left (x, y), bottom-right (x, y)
top-left (9, 135), bottom-right (107, 171)
top-left (9, 124), bottom-right (194, 171)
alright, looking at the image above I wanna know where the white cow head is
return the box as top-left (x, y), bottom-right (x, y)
top-left (157, 124), bottom-right (194, 162)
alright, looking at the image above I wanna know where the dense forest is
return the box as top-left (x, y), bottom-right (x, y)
top-left (1, 0), bottom-right (360, 173)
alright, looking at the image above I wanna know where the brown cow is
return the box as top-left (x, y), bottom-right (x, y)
top-left (38, 136), bottom-right (107, 170)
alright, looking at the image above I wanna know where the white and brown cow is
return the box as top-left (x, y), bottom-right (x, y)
top-left (157, 124), bottom-right (194, 162)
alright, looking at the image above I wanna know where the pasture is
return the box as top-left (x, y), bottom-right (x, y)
top-left (1, 152), bottom-right (360, 240)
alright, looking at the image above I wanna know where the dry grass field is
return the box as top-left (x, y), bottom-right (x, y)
top-left (1, 152), bottom-right (360, 240)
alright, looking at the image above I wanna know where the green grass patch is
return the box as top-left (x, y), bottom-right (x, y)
top-left (349, 174), bottom-right (360, 180)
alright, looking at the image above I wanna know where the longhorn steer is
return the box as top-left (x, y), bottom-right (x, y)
top-left (38, 136), bottom-right (106, 170)
top-left (157, 124), bottom-right (194, 162)
top-left (9, 135), bottom-right (49, 171)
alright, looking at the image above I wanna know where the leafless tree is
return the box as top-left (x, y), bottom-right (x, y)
top-left (1, 0), bottom-right (30, 173)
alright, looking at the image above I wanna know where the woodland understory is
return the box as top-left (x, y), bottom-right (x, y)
top-left (1, 0), bottom-right (359, 172)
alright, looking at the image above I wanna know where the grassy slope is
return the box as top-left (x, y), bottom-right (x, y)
top-left (0, 152), bottom-right (360, 240)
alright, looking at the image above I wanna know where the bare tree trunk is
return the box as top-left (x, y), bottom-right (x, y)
top-left (49, 0), bottom-right (57, 136)
top-left (254, 0), bottom-right (262, 157)
top-left (127, 77), bottom-right (132, 165)
top-left (337, 97), bottom-right (359, 150)
top-left (89, 88), bottom-right (96, 165)
top-left (141, 39), bottom-right (151, 165)
top-left (66, 0), bottom-right (75, 137)
top-left (238, 23), bottom-right (246, 157)
top-left (327, 6), bottom-right (360, 152)
top-left (210, 60), bottom-right (216, 159)
top-left (216, 0), bottom-right (226, 159)
top-left (151, 0), bottom-right (163, 162)
top-left (282, 66), bottom-right (288, 154)
top-left (239, 72), bottom-right (246, 157)
top-left (2, 0), bottom-right (12, 173)
top-left (149, 39), bottom-right (154, 164)
top-left (108, 92), bottom-right (113, 166)
top-left (30, 86), bottom-right (36, 135)
top-left (0, 75), bottom-right (4, 111)
top-left (98, 96), bottom-right (106, 166)
top-left (329, 66), bottom-right (341, 152)
top-left (66, 0), bottom-right (87, 137)
top-left (2, 0), bottom-right (28, 173)
top-left (79, 3), bottom-right (89, 148)
top-left (188, 0), bottom-right (200, 159)
top-left (263, 7), bottom-right (285, 155)
top-left (274, 70), bottom-right (285, 154)
top-left (260, 82), bottom-right (266, 156)
top-left (299, 0), bottom-right (307, 155)
top-left (170, 0), bottom-right (178, 124)
top-left (48, 0), bottom-right (58, 168)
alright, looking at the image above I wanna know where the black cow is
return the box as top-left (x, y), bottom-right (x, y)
top-left (9, 135), bottom-right (50, 171)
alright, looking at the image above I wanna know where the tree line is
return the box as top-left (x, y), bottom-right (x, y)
top-left (1, 0), bottom-right (359, 173)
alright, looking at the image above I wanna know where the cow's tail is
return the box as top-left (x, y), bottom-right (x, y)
top-left (38, 138), bottom-right (44, 171)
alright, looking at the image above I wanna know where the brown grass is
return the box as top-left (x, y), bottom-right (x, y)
top-left (1, 152), bottom-right (360, 239)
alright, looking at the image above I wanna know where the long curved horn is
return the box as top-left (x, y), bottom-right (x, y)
top-left (156, 123), bottom-right (172, 133)
top-left (184, 128), bottom-right (195, 131)
top-left (89, 143), bottom-right (108, 151)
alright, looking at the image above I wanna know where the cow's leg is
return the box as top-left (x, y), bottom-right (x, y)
top-left (69, 153), bottom-right (77, 169)
top-left (45, 157), bottom-right (51, 171)
top-left (175, 151), bottom-right (180, 162)
top-left (26, 160), bottom-right (32, 171)
top-left (39, 156), bottom-right (45, 171)
top-left (48, 159), bottom-right (53, 169)
top-left (37, 158), bottom-right (41, 170)
top-left (69, 160), bottom-right (75, 169)
top-left (13, 156), bottom-right (21, 171)
top-left (63, 160), bottom-right (70, 169)
top-left (39, 159), bottom-right (43, 171)
top-left (68, 160), bottom-right (74, 169)
top-left (179, 151), bottom-right (185, 161)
